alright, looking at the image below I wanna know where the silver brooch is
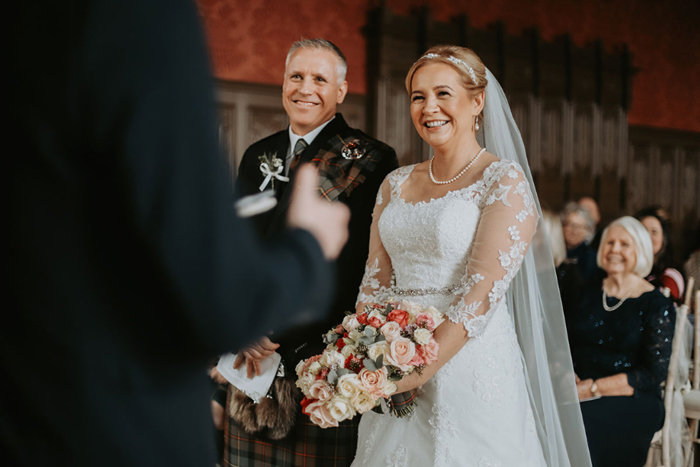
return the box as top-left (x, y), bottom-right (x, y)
top-left (341, 139), bottom-right (366, 160)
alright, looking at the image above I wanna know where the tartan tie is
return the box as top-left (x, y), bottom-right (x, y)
top-left (287, 138), bottom-right (307, 175)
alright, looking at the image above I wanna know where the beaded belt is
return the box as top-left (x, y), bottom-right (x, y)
top-left (391, 283), bottom-right (461, 296)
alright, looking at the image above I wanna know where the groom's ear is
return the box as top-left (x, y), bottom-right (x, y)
top-left (336, 81), bottom-right (348, 105)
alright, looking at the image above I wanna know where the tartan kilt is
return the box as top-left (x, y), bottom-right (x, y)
top-left (223, 388), bottom-right (359, 467)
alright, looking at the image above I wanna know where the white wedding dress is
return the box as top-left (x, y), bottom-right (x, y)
top-left (352, 160), bottom-right (547, 467)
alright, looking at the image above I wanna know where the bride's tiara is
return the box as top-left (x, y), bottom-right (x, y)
top-left (420, 53), bottom-right (478, 86)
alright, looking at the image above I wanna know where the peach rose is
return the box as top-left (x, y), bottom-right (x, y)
top-left (358, 367), bottom-right (388, 397)
top-left (424, 306), bottom-right (444, 327)
top-left (306, 400), bottom-right (339, 429)
top-left (327, 396), bottom-right (356, 422)
top-left (386, 337), bottom-right (416, 371)
top-left (309, 380), bottom-right (333, 402)
top-left (380, 321), bottom-right (402, 342)
top-left (418, 339), bottom-right (439, 365)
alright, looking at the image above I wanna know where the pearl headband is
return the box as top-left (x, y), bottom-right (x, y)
top-left (421, 53), bottom-right (478, 85)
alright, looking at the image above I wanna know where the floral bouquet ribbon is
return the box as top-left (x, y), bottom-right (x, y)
top-left (295, 301), bottom-right (444, 428)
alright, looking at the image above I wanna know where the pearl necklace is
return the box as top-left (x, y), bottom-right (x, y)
top-left (429, 148), bottom-right (486, 185)
top-left (602, 290), bottom-right (629, 312)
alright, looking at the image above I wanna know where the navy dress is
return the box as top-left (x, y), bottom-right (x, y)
top-left (565, 280), bottom-right (675, 467)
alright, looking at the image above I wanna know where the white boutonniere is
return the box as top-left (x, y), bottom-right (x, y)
top-left (258, 152), bottom-right (289, 191)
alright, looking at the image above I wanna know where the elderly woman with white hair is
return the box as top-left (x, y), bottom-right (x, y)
top-left (565, 216), bottom-right (675, 467)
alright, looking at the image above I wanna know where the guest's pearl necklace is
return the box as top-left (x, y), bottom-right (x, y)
top-left (429, 148), bottom-right (486, 185)
top-left (602, 290), bottom-right (629, 312)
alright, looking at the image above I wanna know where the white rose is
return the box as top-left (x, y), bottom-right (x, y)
top-left (380, 321), bottom-right (402, 342)
top-left (424, 306), bottom-right (445, 327)
top-left (351, 390), bottom-right (377, 414)
top-left (380, 380), bottom-right (398, 397)
top-left (367, 341), bottom-right (390, 361)
top-left (295, 374), bottom-right (315, 395)
top-left (342, 315), bottom-right (361, 332)
top-left (413, 328), bottom-right (432, 346)
top-left (320, 350), bottom-right (344, 368)
top-left (308, 361), bottom-right (322, 375)
top-left (398, 301), bottom-right (423, 320)
top-left (295, 359), bottom-right (306, 377)
top-left (336, 374), bottom-right (363, 400)
top-left (326, 396), bottom-right (356, 422)
top-left (341, 344), bottom-right (357, 358)
top-left (348, 329), bottom-right (363, 342)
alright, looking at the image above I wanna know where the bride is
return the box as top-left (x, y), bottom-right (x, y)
top-left (351, 46), bottom-right (591, 466)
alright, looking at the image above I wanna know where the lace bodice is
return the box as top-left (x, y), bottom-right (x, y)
top-left (356, 160), bottom-right (538, 338)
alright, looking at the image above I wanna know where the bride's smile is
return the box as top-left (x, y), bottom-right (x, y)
top-left (409, 63), bottom-right (483, 159)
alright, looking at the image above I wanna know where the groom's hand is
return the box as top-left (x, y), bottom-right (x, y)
top-left (233, 337), bottom-right (280, 378)
top-left (288, 164), bottom-right (350, 260)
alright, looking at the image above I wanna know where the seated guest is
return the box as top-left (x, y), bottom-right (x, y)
top-left (542, 210), bottom-right (584, 311)
top-left (635, 206), bottom-right (685, 302)
top-left (562, 201), bottom-right (599, 280)
top-left (566, 216), bottom-right (675, 467)
top-left (578, 195), bottom-right (603, 250)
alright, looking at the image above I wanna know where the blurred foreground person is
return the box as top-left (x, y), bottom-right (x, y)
top-left (566, 217), bottom-right (675, 467)
top-left (6, 1), bottom-right (349, 466)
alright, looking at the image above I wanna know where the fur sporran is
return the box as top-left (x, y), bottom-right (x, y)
top-left (227, 377), bottom-right (302, 440)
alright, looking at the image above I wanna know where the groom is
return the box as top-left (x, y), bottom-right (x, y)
top-left (217, 39), bottom-right (397, 466)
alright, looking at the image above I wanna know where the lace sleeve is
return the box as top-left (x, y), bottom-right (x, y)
top-left (355, 177), bottom-right (393, 310)
top-left (445, 162), bottom-right (538, 337)
top-left (626, 295), bottom-right (676, 392)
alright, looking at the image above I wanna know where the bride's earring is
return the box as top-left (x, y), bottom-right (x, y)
top-left (474, 115), bottom-right (480, 131)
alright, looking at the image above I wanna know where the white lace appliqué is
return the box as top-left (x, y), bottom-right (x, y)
top-left (385, 444), bottom-right (408, 467)
top-left (356, 258), bottom-right (391, 305)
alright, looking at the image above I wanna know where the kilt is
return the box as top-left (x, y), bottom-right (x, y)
top-left (223, 390), bottom-right (359, 467)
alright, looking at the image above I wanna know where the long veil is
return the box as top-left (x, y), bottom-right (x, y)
top-left (479, 68), bottom-right (592, 466)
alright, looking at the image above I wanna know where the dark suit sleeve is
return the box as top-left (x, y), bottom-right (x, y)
top-left (83, 0), bottom-right (333, 354)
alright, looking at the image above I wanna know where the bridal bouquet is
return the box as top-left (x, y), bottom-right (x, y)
top-left (295, 301), bottom-right (444, 428)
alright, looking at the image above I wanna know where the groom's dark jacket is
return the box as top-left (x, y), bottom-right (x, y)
top-left (237, 114), bottom-right (398, 362)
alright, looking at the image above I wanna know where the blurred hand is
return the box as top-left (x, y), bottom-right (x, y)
top-left (233, 337), bottom-right (280, 379)
top-left (288, 164), bottom-right (350, 260)
top-left (209, 366), bottom-right (228, 385)
top-left (211, 400), bottom-right (225, 430)
top-left (576, 378), bottom-right (594, 400)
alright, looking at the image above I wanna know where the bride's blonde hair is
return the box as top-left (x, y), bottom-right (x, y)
top-left (405, 45), bottom-right (488, 96)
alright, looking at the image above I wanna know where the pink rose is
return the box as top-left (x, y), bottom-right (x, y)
top-left (386, 337), bottom-right (416, 371)
top-left (409, 352), bottom-right (425, 367)
top-left (417, 339), bottom-right (439, 365)
top-left (387, 309), bottom-right (410, 328)
top-left (415, 313), bottom-right (436, 331)
top-left (306, 400), bottom-right (339, 429)
top-left (358, 367), bottom-right (388, 397)
top-left (309, 380), bottom-right (333, 402)
top-left (380, 321), bottom-right (402, 342)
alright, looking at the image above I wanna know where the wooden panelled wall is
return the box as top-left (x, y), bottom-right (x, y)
top-left (215, 7), bottom-right (700, 255)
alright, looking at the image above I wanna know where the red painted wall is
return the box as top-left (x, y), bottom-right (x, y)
top-left (198, 0), bottom-right (700, 132)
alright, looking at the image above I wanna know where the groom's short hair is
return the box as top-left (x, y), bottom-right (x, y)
top-left (285, 38), bottom-right (347, 85)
